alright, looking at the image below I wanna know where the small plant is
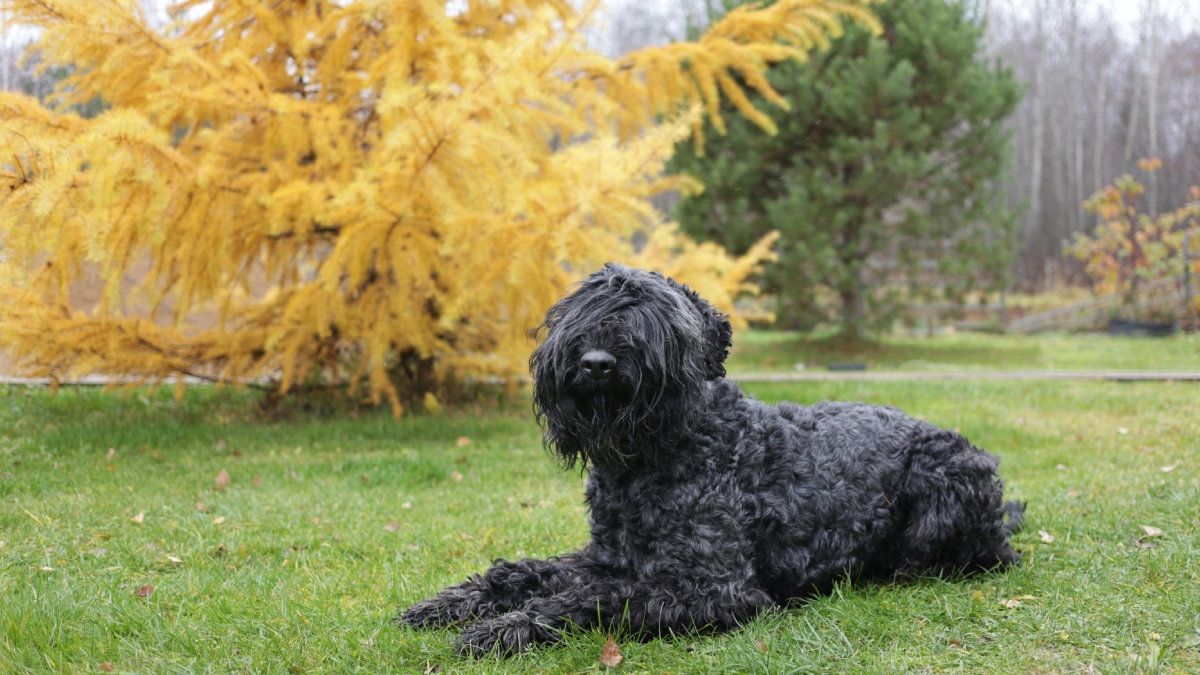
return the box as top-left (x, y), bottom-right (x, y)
top-left (1066, 159), bottom-right (1200, 322)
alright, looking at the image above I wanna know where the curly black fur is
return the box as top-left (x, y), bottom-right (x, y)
top-left (401, 264), bottom-right (1025, 657)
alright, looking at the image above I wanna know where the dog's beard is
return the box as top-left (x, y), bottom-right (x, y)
top-left (533, 362), bottom-right (702, 470)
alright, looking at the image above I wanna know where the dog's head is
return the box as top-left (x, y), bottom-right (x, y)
top-left (530, 263), bottom-right (733, 469)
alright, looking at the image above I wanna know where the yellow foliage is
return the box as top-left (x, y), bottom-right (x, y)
top-left (0, 0), bottom-right (877, 413)
top-left (1067, 169), bottom-right (1200, 297)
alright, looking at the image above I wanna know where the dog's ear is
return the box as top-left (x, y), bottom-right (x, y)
top-left (666, 277), bottom-right (733, 380)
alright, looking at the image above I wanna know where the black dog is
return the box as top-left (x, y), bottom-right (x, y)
top-left (401, 264), bottom-right (1024, 657)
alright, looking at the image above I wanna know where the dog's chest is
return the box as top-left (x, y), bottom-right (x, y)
top-left (584, 465), bottom-right (744, 576)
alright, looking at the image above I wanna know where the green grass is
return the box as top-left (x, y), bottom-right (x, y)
top-left (2, 381), bottom-right (1199, 674)
top-left (726, 331), bottom-right (1200, 373)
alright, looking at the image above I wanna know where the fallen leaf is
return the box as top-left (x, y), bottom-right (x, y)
top-left (0, 541), bottom-right (6, 548)
top-left (1141, 525), bottom-right (1163, 537)
top-left (252, 476), bottom-right (263, 487)
top-left (152, 449), bottom-right (163, 462)
top-left (195, 502), bottom-right (207, 512)
top-left (89, 548), bottom-right (108, 556)
top-left (215, 469), bottom-right (230, 490)
top-left (1067, 489), bottom-right (1080, 498)
top-left (361, 474), bottom-right (370, 483)
top-left (401, 501), bottom-right (412, 509)
top-left (451, 471), bottom-right (463, 483)
top-left (455, 455), bottom-right (468, 464)
top-left (456, 437), bottom-right (471, 447)
top-left (949, 638), bottom-right (961, 646)
top-left (39, 566), bottom-right (54, 572)
top-left (130, 512), bottom-right (145, 524)
top-left (999, 598), bottom-right (1021, 609)
top-left (599, 637), bottom-right (623, 667)
top-left (215, 439), bottom-right (228, 452)
top-left (212, 516), bottom-right (226, 525)
top-left (460, 533), bottom-right (474, 541)
top-left (1039, 530), bottom-right (1055, 543)
top-left (1117, 427), bottom-right (1129, 435)
top-left (106, 448), bottom-right (116, 460)
top-left (231, 450), bottom-right (242, 457)
top-left (311, 517), bottom-right (320, 525)
top-left (384, 521), bottom-right (399, 532)
top-left (755, 638), bottom-right (768, 653)
top-left (167, 555), bottom-right (182, 564)
top-left (1160, 464), bottom-right (1177, 473)
top-left (135, 584), bottom-right (154, 598)
top-left (1055, 464), bottom-right (1067, 470)
top-left (99, 663), bottom-right (116, 673)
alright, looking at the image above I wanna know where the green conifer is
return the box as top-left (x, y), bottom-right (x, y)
top-left (672, 0), bottom-right (1021, 337)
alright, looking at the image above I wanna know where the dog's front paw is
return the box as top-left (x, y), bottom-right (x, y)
top-left (455, 611), bottom-right (559, 658)
top-left (399, 595), bottom-right (470, 630)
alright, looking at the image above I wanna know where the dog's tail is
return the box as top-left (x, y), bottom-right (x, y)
top-left (1001, 500), bottom-right (1027, 536)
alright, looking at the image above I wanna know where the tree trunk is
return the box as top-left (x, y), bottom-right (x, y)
top-left (839, 285), bottom-right (867, 341)
top-left (1028, 5), bottom-right (1046, 283)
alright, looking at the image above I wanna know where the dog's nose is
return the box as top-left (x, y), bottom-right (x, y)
top-left (581, 350), bottom-right (616, 380)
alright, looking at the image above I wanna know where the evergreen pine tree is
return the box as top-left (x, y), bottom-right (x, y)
top-left (672, 0), bottom-right (1021, 338)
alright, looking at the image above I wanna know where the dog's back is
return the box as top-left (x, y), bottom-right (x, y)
top-left (707, 382), bottom-right (1020, 600)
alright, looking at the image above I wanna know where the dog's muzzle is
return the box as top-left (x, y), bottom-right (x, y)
top-left (581, 350), bottom-right (616, 381)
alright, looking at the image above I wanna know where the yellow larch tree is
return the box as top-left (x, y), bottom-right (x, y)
top-left (0, 0), bottom-right (877, 413)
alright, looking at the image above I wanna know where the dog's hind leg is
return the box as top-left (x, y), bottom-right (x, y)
top-left (399, 555), bottom-right (588, 629)
top-left (888, 430), bottom-right (1021, 576)
top-left (454, 578), bottom-right (774, 657)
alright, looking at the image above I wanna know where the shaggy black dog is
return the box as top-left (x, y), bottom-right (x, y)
top-left (401, 264), bottom-right (1024, 657)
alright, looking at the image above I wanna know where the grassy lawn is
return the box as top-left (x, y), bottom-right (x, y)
top-left (726, 331), bottom-right (1200, 373)
top-left (2, 379), bottom-right (1198, 674)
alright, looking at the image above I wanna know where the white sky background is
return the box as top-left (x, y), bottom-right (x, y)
top-left (4, 1), bottom-right (1199, 75)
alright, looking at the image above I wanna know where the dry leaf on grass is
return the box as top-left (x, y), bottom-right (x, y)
top-left (361, 474), bottom-right (370, 483)
top-left (599, 637), bottom-right (623, 667)
top-left (1039, 530), bottom-right (1055, 543)
top-left (98, 663), bottom-right (116, 673)
top-left (384, 521), bottom-right (399, 532)
top-left (215, 439), bottom-right (227, 452)
top-left (135, 584), bottom-right (154, 598)
top-left (451, 471), bottom-right (464, 483)
top-left (130, 512), bottom-right (145, 524)
top-left (999, 596), bottom-right (1037, 609)
top-left (215, 470), bottom-right (230, 490)
top-left (212, 516), bottom-right (226, 525)
top-left (401, 502), bottom-right (412, 509)
top-left (166, 555), bottom-right (182, 564)
top-left (755, 638), bottom-right (768, 653)
top-left (1117, 427), bottom-right (1129, 435)
top-left (1141, 525), bottom-right (1163, 537)
top-left (106, 448), bottom-right (116, 460)
top-left (456, 437), bottom-right (471, 447)
top-left (1160, 464), bottom-right (1177, 473)
top-left (253, 476), bottom-right (263, 487)
top-left (195, 502), bottom-right (207, 512)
